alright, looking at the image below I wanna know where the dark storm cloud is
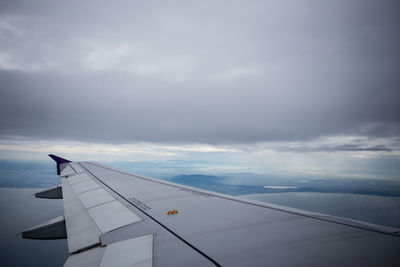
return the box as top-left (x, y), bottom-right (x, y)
top-left (276, 144), bottom-right (396, 153)
top-left (334, 144), bottom-right (392, 152)
top-left (0, 0), bottom-right (399, 144)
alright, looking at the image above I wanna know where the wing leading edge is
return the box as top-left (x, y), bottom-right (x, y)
top-left (23, 155), bottom-right (400, 267)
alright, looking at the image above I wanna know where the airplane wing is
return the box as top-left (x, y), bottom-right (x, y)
top-left (23, 155), bottom-right (400, 266)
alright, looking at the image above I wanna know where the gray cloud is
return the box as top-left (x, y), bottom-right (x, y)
top-left (0, 0), bottom-right (399, 144)
top-left (334, 144), bottom-right (392, 152)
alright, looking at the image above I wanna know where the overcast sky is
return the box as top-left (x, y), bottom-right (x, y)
top-left (0, 1), bottom-right (399, 179)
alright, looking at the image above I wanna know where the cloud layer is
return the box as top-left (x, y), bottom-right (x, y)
top-left (0, 0), bottom-right (399, 146)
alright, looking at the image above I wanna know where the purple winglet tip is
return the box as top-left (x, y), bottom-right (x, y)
top-left (48, 154), bottom-right (71, 164)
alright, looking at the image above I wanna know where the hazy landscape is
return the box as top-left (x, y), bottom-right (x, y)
top-left (3, 160), bottom-right (400, 197)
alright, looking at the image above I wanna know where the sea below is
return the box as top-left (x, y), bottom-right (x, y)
top-left (0, 188), bottom-right (68, 267)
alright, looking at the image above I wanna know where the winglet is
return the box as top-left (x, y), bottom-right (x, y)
top-left (49, 154), bottom-right (71, 164)
top-left (49, 154), bottom-right (71, 175)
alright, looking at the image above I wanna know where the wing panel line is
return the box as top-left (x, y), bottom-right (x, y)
top-left (78, 162), bottom-right (222, 267)
top-left (87, 162), bottom-right (400, 237)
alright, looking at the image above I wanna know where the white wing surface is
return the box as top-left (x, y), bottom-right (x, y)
top-left (23, 155), bottom-right (400, 266)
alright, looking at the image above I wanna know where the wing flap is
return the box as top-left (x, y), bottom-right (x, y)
top-left (99, 234), bottom-right (153, 267)
top-left (63, 235), bottom-right (153, 267)
top-left (71, 179), bottom-right (100, 194)
top-left (61, 164), bottom-right (144, 253)
top-left (78, 188), bottom-right (114, 209)
top-left (68, 173), bottom-right (92, 185)
top-left (87, 200), bottom-right (142, 233)
top-left (63, 246), bottom-right (105, 267)
top-left (62, 177), bottom-right (101, 253)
